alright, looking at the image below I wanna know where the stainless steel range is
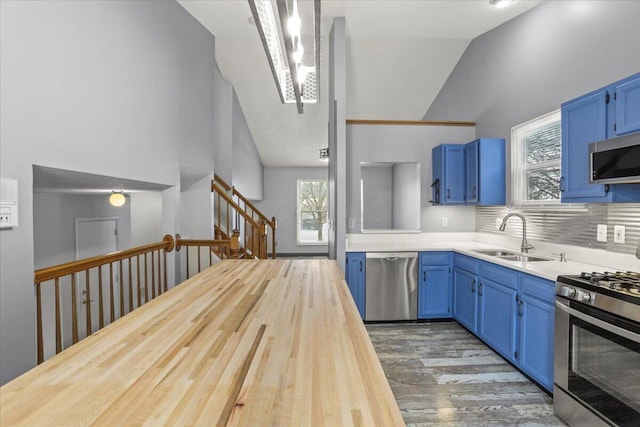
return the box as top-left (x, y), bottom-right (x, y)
top-left (554, 271), bottom-right (640, 427)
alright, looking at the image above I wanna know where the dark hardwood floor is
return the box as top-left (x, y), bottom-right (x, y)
top-left (366, 322), bottom-right (566, 426)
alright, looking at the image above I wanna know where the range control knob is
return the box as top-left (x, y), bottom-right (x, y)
top-left (581, 292), bottom-right (592, 303)
top-left (562, 287), bottom-right (577, 298)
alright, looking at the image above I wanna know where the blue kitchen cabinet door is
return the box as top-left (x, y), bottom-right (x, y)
top-left (465, 138), bottom-right (506, 206)
top-left (561, 90), bottom-right (609, 202)
top-left (477, 277), bottom-right (518, 363)
top-left (345, 252), bottom-right (365, 319)
top-left (614, 74), bottom-right (640, 136)
top-left (518, 292), bottom-right (554, 392)
top-left (517, 274), bottom-right (555, 392)
top-left (465, 140), bottom-right (479, 204)
top-left (432, 144), bottom-right (465, 205)
top-left (418, 265), bottom-right (451, 319)
top-left (453, 267), bottom-right (477, 332)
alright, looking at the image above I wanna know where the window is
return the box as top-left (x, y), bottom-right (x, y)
top-left (297, 180), bottom-right (328, 244)
top-left (511, 109), bottom-right (561, 205)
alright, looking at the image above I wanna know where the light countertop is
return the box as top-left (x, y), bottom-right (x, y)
top-left (346, 232), bottom-right (640, 281)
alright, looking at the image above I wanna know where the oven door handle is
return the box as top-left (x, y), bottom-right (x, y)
top-left (556, 301), bottom-right (640, 343)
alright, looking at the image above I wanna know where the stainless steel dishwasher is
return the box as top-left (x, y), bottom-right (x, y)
top-left (365, 252), bottom-right (418, 321)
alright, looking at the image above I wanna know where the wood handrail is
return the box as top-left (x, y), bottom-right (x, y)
top-left (34, 235), bottom-right (175, 284)
top-left (34, 234), bottom-right (176, 364)
top-left (213, 173), bottom-right (232, 192)
top-left (231, 186), bottom-right (275, 229)
top-left (211, 182), bottom-right (263, 231)
top-left (213, 174), bottom-right (274, 230)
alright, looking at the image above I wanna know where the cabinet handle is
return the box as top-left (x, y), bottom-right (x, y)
top-left (447, 189), bottom-right (450, 199)
top-left (359, 260), bottom-right (363, 272)
top-left (423, 271), bottom-right (426, 281)
top-left (518, 300), bottom-right (523, 317)
top-left (478, 282), bottom-right (483, 296)
top-left (472, 186), bottom-right (476, 198)
top-left (471, 280), bottom-right (476, 293)
top-left (560, 176), bottom-right (566, 192)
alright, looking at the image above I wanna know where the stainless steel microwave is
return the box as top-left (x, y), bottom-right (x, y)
top-left (589, 132), bottom-right (640, 184)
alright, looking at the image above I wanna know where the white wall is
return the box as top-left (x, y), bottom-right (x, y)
top-left (361, 165), bottom-right (393, 229)
top-left (213, 67), bottom-right (234, 185)
top-left (0, 0), bottom-right (218, 384)
top-left (425, 0), bottom-right (640, 162)
top-left (392, 163), bottom-right (420, 230)
top-left (130, 192), bottom-right (163, 247)
top-left (254, 167), bottom-right (328, 255)
top-left (232, 91), bottom-right (264, 201)
top-left (33, 193), bottom-right (132, 269)
top-left (346, 124), bottom-right (477, 234)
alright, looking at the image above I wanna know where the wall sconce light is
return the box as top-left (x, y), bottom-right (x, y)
top-left (248, 0), bottom-right (320, 114)
top-left (319, 148), bottom-right (329, 162)
top-left (109, 191), bottom-right (126, 207)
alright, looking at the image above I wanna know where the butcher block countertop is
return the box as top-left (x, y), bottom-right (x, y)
top-left (0, 259), bottom-right (404, 426)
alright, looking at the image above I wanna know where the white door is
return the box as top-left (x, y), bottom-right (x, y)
top-left (76, 217), bottom-right (118, 338)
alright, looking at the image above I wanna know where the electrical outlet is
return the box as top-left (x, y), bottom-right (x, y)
top-left (596, 224), bottom-right (608, 242)
top-left (348, 218), bottom-right (355, 228)
top-left (614, 225), bottom-right (626, 244)
top-left (441, 217), bottom-right (449, 228)
top-left (496, 218), bottom-right (502, 230)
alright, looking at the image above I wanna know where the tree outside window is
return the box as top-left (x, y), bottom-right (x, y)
top-left (512, 110), bottom-right (561, 205)
top-left (297, 180), bottom-right (328, 244)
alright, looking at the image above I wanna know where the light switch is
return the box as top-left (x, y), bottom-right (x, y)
top-left (614, 225), bottom-right (626, 244)
top-left (596, 224), bottom-right (608, 242)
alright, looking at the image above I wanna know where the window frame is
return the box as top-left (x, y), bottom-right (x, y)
top-left (511, 109), bottom-right (562, 207)
top-left (296, 179), bottom-right (329, 246)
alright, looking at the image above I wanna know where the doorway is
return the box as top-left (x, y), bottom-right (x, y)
top-left (75, 217), bottom-right (118, 338)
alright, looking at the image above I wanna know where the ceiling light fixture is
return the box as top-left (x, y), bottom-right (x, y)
top-left (319, 148), bottom-right (329, 162)
top-left (248, 0), bottom-right (320, 114)
top-left (109, 191), bottom-right (126, 207)
top-left (489, 0), bottom-right (516, 8)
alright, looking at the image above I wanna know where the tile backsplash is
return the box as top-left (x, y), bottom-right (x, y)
top-left (476, 204), bottom-right (640, 256)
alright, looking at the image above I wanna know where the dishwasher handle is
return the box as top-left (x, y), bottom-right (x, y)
top-left (366, 252), bottom-right (418, 259)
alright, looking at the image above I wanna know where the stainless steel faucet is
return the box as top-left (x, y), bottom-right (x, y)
top-left (499, 213), bottom-right (534, 253)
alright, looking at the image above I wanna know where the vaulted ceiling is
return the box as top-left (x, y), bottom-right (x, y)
top-left (178, 0), bottom-right (542, 167)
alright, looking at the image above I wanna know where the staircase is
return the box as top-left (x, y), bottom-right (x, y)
top-left (212, 174), bottom-right (276, 259)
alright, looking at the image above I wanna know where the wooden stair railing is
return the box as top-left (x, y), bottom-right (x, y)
top-left (175, 232), bottom-right (239, 279)
top-left (34, 234), bottom-right (175, 364)
top-left (211, 174), bottom-right (277, 259)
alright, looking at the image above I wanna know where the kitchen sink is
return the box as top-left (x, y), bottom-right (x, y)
top-left (473, 249), bottom-right (518, 257)
top-left (498, 254), bottom-right (552, 262)
top-left (472, 249), bottom-right (552, 262)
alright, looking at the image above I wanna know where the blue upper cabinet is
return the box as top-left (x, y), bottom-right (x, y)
top-left (432, 144), bottom-right (465, 205)
top-left (561, 90), bottom-right (608, 202)
top-left (561, 72), bottom-right (640, 203)
top-left (614, 74), bottom-right (640, 136)
top-left (433, 139), bottom-right (505, 206)
top-left (465, 138), bottom-right (505, 206)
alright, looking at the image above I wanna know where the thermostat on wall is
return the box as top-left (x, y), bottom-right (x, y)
top-left (0, 178), bottom-right (19, 228)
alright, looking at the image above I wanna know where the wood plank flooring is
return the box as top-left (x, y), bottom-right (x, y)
top-left (366, 322), bottom-right (566, 427)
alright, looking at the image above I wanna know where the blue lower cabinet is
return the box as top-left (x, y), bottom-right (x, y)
top-left (455, 256), bottom-right (554, 393)
top-left (418, 252), bottom-right (452, 319)
top-left (477, 277), bottom-right (518, 363)
top-left (345, 252), bottom-right (365, 319)
top-left (453, 267), bottom-right (478, 332)
top-left (517, 274), bottom-right (555, 392)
